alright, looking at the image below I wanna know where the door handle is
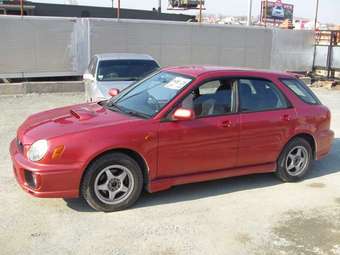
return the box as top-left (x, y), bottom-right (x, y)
top-left (282, 114), bottom-right (291, 121)
top-left (221, 120), bottom-right (232, 128)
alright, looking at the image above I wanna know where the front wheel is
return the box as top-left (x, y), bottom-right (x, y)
top-left (81, 153), bottom-right (143, 212)
top-left (276, 138), bottom-right (312, 182)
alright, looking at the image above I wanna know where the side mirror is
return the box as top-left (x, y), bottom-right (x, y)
top-left (83, 73), bottom-right (94, 81)
top-left (108, 88), bottom-right (120, 97)
top-left (172, 108), bottom-right (195, 121)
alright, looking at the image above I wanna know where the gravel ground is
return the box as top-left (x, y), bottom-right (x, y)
top-left (0, 90), bottom-right (340, 255)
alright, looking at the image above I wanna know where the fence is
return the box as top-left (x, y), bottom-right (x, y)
top-left (313, 30), bottom-right (340, 79)
top-left (0, 16), bottom-right (315, 79)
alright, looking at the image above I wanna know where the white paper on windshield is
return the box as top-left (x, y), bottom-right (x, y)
top-left (164, 77), bottom-right (191, 90)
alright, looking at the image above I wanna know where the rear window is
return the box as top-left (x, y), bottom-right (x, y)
top-left (280, 78), bottom-right (321, 105)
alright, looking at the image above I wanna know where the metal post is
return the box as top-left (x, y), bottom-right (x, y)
top-left (314, 0), bottom-right (319, 30)
top-left (199, 0), bottom-right (202, 23)
top-left (117, 0), bottom-right (120, 19)
top-left (158, 0), bottom-right (161, 13)
top-left (247, 0), bottom-right (252, 26)
top-left (112, 0), bottom-right (114, 8)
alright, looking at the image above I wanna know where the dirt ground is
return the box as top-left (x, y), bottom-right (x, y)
top-left (0, 89), bottom-right (340, 255)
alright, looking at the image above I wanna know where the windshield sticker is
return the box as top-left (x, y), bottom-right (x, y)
top-left (164, 77), bottom-right (191, 90)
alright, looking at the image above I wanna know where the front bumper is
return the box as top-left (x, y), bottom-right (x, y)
top-left (10, 139), bottom-right (83, 198)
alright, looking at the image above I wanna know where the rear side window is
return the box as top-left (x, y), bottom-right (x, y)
top-left (238, 79), bottom-right (288, 112)
top-left (280, 78), bottom-right (321, 105)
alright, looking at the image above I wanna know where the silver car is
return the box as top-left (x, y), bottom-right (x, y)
top-left (83, 53), bottom-right (160, 102)
top-left (271, 5), bottom-right (285, 19)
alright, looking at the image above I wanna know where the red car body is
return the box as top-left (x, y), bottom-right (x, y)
top-left (10, 66), bottom-right (334, 199)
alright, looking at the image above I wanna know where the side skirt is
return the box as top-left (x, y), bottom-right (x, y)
top-left (147, 162), bottom-right (276, 193)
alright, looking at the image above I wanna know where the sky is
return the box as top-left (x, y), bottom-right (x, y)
top-left (33, 0), bottom-right (340, 24)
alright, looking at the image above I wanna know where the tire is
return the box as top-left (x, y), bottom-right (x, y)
top-left (81, 153), bottom-right (143, 212)
top-left (276, 138), bottom-right (313, 182)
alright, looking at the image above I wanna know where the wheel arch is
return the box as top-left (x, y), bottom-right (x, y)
top-left (283, 133), bottom-right (317, 160)
top-left (79, 148), bottom-right (150, 195)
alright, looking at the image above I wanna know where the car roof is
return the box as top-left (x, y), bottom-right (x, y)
top-left (95, 53), bottom-right (157, 61)
top-left (163, 65), bottom-right (295, 79)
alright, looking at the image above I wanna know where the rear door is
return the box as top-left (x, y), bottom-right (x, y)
top-left (237, 78), bottom-right (297, 167)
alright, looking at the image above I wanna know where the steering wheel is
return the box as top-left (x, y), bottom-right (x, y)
top-left (147, 94), bottom-right (161, 112)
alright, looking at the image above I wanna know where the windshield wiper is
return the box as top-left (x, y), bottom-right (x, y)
top-left (105, 102), bottom-right (149, 118)
top-left (124, 110), bottom-right (150, 119)
top-left (125, 77), bottom-right (139, 81)
top-left (106, 102), bottom-right (123, 113)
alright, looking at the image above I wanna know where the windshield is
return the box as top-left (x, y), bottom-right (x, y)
top-left (106, 71), bottom-right (193, 118)
top-left (97, 59), bottom-right (159, 81)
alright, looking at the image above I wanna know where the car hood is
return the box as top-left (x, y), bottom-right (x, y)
top-left (17, 102), bottom-right (137, 145)
top-left (97, 81), bottom-right (135, 99)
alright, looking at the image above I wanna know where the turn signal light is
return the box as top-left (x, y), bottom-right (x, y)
top-left (52, 145), bottom-right (65, 160)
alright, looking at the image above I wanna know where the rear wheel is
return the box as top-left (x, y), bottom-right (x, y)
top-left (276, 138), bottom-right (312, 182)
top-left (81, 153), bottom-right (143, 212)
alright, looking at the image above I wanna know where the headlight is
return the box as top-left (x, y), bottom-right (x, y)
top-left (27, 140), bottom-right (48, 162)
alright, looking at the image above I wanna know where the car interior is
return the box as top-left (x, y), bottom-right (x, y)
top-left (181, 79), bottom-right (234, 117)
top-left (180, 78), bottom-right (287, 117)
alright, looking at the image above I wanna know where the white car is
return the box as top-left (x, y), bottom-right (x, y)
top-left (271, 5), bottom-right (285, 19)
top-left (83, 53), bottom-right (160, 102)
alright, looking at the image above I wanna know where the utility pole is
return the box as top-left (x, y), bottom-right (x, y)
top-left (247, 0), bottom-right (252, 26)
top-left (264, 0), bottom-right (268, 28)
top-left (158, 0), bottom-right (161, 13)
top-left (20, 0), bottom-right (24, 16)
top-left (117, 0), bottom-right (120, 19)
top-left (112, 0), bottom-right (114, 8)
top-left (314, 0), bottom-right (319, 30)
top-left (312, 0), bottom-right (320, 73)
top-left (199, 0), bottom-right (203, 23)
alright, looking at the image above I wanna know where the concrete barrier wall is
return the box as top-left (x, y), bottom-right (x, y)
top-left (271, 29), bottom-right (314, 71)
top-left (0, 16), bottom-right (314, 79)
top-left (90, 19), bottom-right (273, 69)
top-left (0, 16), bottom-right (84, 78)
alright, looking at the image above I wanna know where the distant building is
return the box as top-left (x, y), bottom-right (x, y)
top-left (0, 0), bottom-right (195, 22)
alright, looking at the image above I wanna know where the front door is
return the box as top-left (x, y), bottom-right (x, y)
top-left (157, 78), bottom-right (240, 178)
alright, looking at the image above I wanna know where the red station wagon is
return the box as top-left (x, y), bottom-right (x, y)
top-left (10, 66), bottom-right (334, 212)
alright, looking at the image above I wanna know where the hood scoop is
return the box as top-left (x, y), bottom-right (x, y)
top-left (70, 107), bottom-right (97, 121)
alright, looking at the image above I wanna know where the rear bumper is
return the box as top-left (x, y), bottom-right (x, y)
top-left (316, 130), bottom-right (335, 160)
top-left (10, 139), bottom-right (83, 198)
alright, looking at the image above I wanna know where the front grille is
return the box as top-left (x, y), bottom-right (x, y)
top-left (16, 138), bottom-right (24, 153)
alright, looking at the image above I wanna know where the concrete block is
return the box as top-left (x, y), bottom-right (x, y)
top-left (0, 83), bottom-right (26, 95)
top-left (26, 81), bottom-right (84, 94)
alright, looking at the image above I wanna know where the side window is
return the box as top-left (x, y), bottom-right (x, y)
top-left (280, 78), bottom-right (321, 105)
top-left (180, 79), bottom-right (235, 117)
top-left (238, 79), bottom-right (288, 112)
